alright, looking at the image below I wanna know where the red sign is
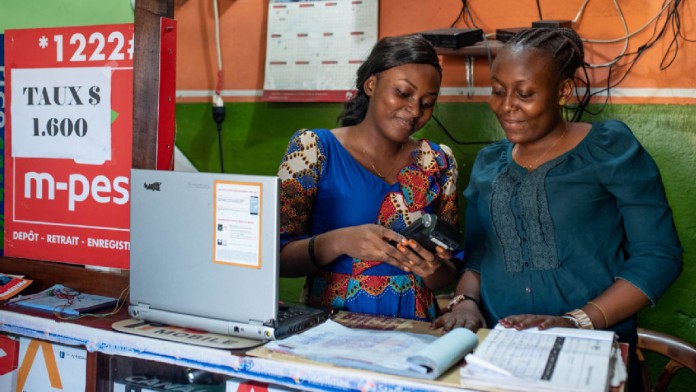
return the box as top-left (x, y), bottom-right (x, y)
top-left (4, 24), bottom-right (134, 268)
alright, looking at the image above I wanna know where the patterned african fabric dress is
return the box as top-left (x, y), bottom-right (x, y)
top-left (278, 128), bottom-right (460, 321)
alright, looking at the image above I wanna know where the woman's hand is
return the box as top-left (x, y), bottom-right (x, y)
top-left (332, 225), bottom-right (456, 286)
top-left (431, 300), bottom-right (486, 333)
top-left (499, 314), bottom-right (577, 330)
top-left (338, 224), bottom-right (412, 267)
top-left (394, 239), bottom-right (452, 278)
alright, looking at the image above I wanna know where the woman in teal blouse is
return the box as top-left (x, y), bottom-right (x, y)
top-left (432, 27), bottom-right (682, 389)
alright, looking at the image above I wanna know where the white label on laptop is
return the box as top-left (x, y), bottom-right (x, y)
top-left (214, 181), bottom-right (262, 268)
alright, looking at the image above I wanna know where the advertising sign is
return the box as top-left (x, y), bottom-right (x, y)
top-left (4, 24), bottom-right (134, 268)
top-left (16, 337), bottom-right (87, 392)
top-left (0, 334), bottom-right (19, 391)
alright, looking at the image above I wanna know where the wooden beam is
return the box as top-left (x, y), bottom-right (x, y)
top-left (132, 0), bottom-right (175, 169)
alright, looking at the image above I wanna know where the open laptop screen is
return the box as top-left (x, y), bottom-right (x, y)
top-left (129, 169), bottom-right (282, 336)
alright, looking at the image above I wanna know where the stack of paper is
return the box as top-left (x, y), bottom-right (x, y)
top-left (264, 319), bottom-right (478, 380)
top-left (459, 325), bottom-right (626, 392)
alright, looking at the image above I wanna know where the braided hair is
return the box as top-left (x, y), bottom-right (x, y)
top-left (338, 34), bottom-right (442, 127)
top-left (506, 27), bottom-right (585, 81)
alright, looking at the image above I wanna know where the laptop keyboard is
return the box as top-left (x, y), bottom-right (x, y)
top-left (277, 306), bottom-right (306, 322)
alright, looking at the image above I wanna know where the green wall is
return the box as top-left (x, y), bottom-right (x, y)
top-left (0, 0), bottom-right (133, 29)
top-left (179, 102), bottom-right (696, 315)
top-left (178, 101), bottom-right (696, 388)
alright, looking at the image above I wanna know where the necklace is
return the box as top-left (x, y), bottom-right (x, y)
top-left (514, 123), bottom-right (569, 172)
top-left (361, 143), bottom-right (404, 179)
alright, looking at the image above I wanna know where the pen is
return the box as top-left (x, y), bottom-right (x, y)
top-left (464, 353), bottom-right (514, 377)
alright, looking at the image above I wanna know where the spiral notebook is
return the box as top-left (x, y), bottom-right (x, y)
top-left (128, 169), bottom-right (330, 341)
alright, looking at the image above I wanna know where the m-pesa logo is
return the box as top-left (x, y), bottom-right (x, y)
top-left (24, 171), bottom-right (129, 211)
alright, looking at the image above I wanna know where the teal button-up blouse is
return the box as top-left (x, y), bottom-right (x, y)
top-left (464, 120), bottom-right (683, 342)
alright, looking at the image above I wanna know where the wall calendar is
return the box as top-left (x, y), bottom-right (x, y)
top-left (263, 0), bottom-right (378, 102)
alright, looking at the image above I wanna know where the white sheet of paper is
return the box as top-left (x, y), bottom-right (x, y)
top-left (461, 325), bottom-right (617, 392)
top-left (214, 181), bottom-right (262, 267)
top-left (264, 0), bottom-right (378, 91)
top-left (11, 67), bottom-right (111, 164)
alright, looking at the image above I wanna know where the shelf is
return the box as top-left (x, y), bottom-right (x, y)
top-left (435, 39), bottom-right (504, 57)
top-left (0, 307), bottom-right (467, 392)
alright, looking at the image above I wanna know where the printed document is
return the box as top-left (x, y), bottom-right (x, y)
top-left (460, 324), bottom-right (624, 392)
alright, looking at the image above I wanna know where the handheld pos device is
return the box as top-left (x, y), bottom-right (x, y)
top-left (402, 214), bottom-right (463, 253)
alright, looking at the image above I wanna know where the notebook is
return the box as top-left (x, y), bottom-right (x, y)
top-left (129, 169), bottom-right (330, 341)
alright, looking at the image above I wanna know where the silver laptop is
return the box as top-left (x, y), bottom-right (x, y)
top-left (129, 169), bottom-right (330, 340)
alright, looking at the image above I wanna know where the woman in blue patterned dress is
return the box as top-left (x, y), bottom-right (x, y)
top-left (277, 34), bottom-right (461, 321)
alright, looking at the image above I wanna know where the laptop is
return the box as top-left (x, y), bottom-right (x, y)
top-left (128, 169), bottom-right (330, 340)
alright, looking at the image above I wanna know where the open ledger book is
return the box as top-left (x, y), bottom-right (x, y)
top-left (460, 324), bottom-right (626, 392)
top-left (263, 319), bottom-right (478, 380)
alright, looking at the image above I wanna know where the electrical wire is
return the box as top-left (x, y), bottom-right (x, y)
top-left (446, 0), bottom-right (690, 123)
top-left (572, 0), bottom-right (591, 24)
top-left (659, 0), bottom-right (692, 70)
top-left (54, 286), bottom-right (130, 320)
top-left (584, 0), bottom-right (629, 68)
top-left (464, 1), bottom-right (480, 29)
top-left (677, 0), bottom-right (696, 43)
top-left (583, 0), bottom-right (674, 43)
top-left (431, 114), bottom-right (495, 146)
top-left (578, 0), bottom-right (690, 119)
top-left (213, 0), bottom-right (223, 96)
top-left (212, 0), bottom-right (226, 173)
top-left (447, 1), bottom-right (494, 68)
top-left (449, 1), bottom-right (466, 28)
top-left (567, 66), bottom-right (593, 122)
top-left (450, 0), bottom-right (481, 29)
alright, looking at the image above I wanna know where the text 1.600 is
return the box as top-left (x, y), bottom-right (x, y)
top-left (33, 118), bottom-right (87, 137)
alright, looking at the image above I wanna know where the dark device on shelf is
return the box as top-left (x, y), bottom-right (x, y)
top-left (531, 20), bottom-right (572, 29)
top-left (420, 28), bottom-right (484, 49)
top-left (495, 27), bottom-right (527, 43)
top-left (402, 214), bottom-right (463, 253)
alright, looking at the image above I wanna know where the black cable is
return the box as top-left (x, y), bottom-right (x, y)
top-left (659, 0), bottom-right (690, 70)
top-left (450, 0), bottom-right (482, 29)
top-left (581, 0), bottom-right (689, 118)
top-left (677, 1), bottom-right (696, 42)
top-left (568, 65), bottom-right (593, 121)
top-left (212, 104), bottom-right (226, 172)
top-left (449, 1), bottom-right (466, 28)
top-left (464, 1), bottom-right (480, 29)
top-left (431, 114), bottom-right (495, 145)
top-left (535, 0), bottom-right (543, 20)
top-left (217, 126), bottom-right (224, 173)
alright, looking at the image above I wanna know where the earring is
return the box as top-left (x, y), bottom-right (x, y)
top-left (559, 97), bottom-right (567, 106)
